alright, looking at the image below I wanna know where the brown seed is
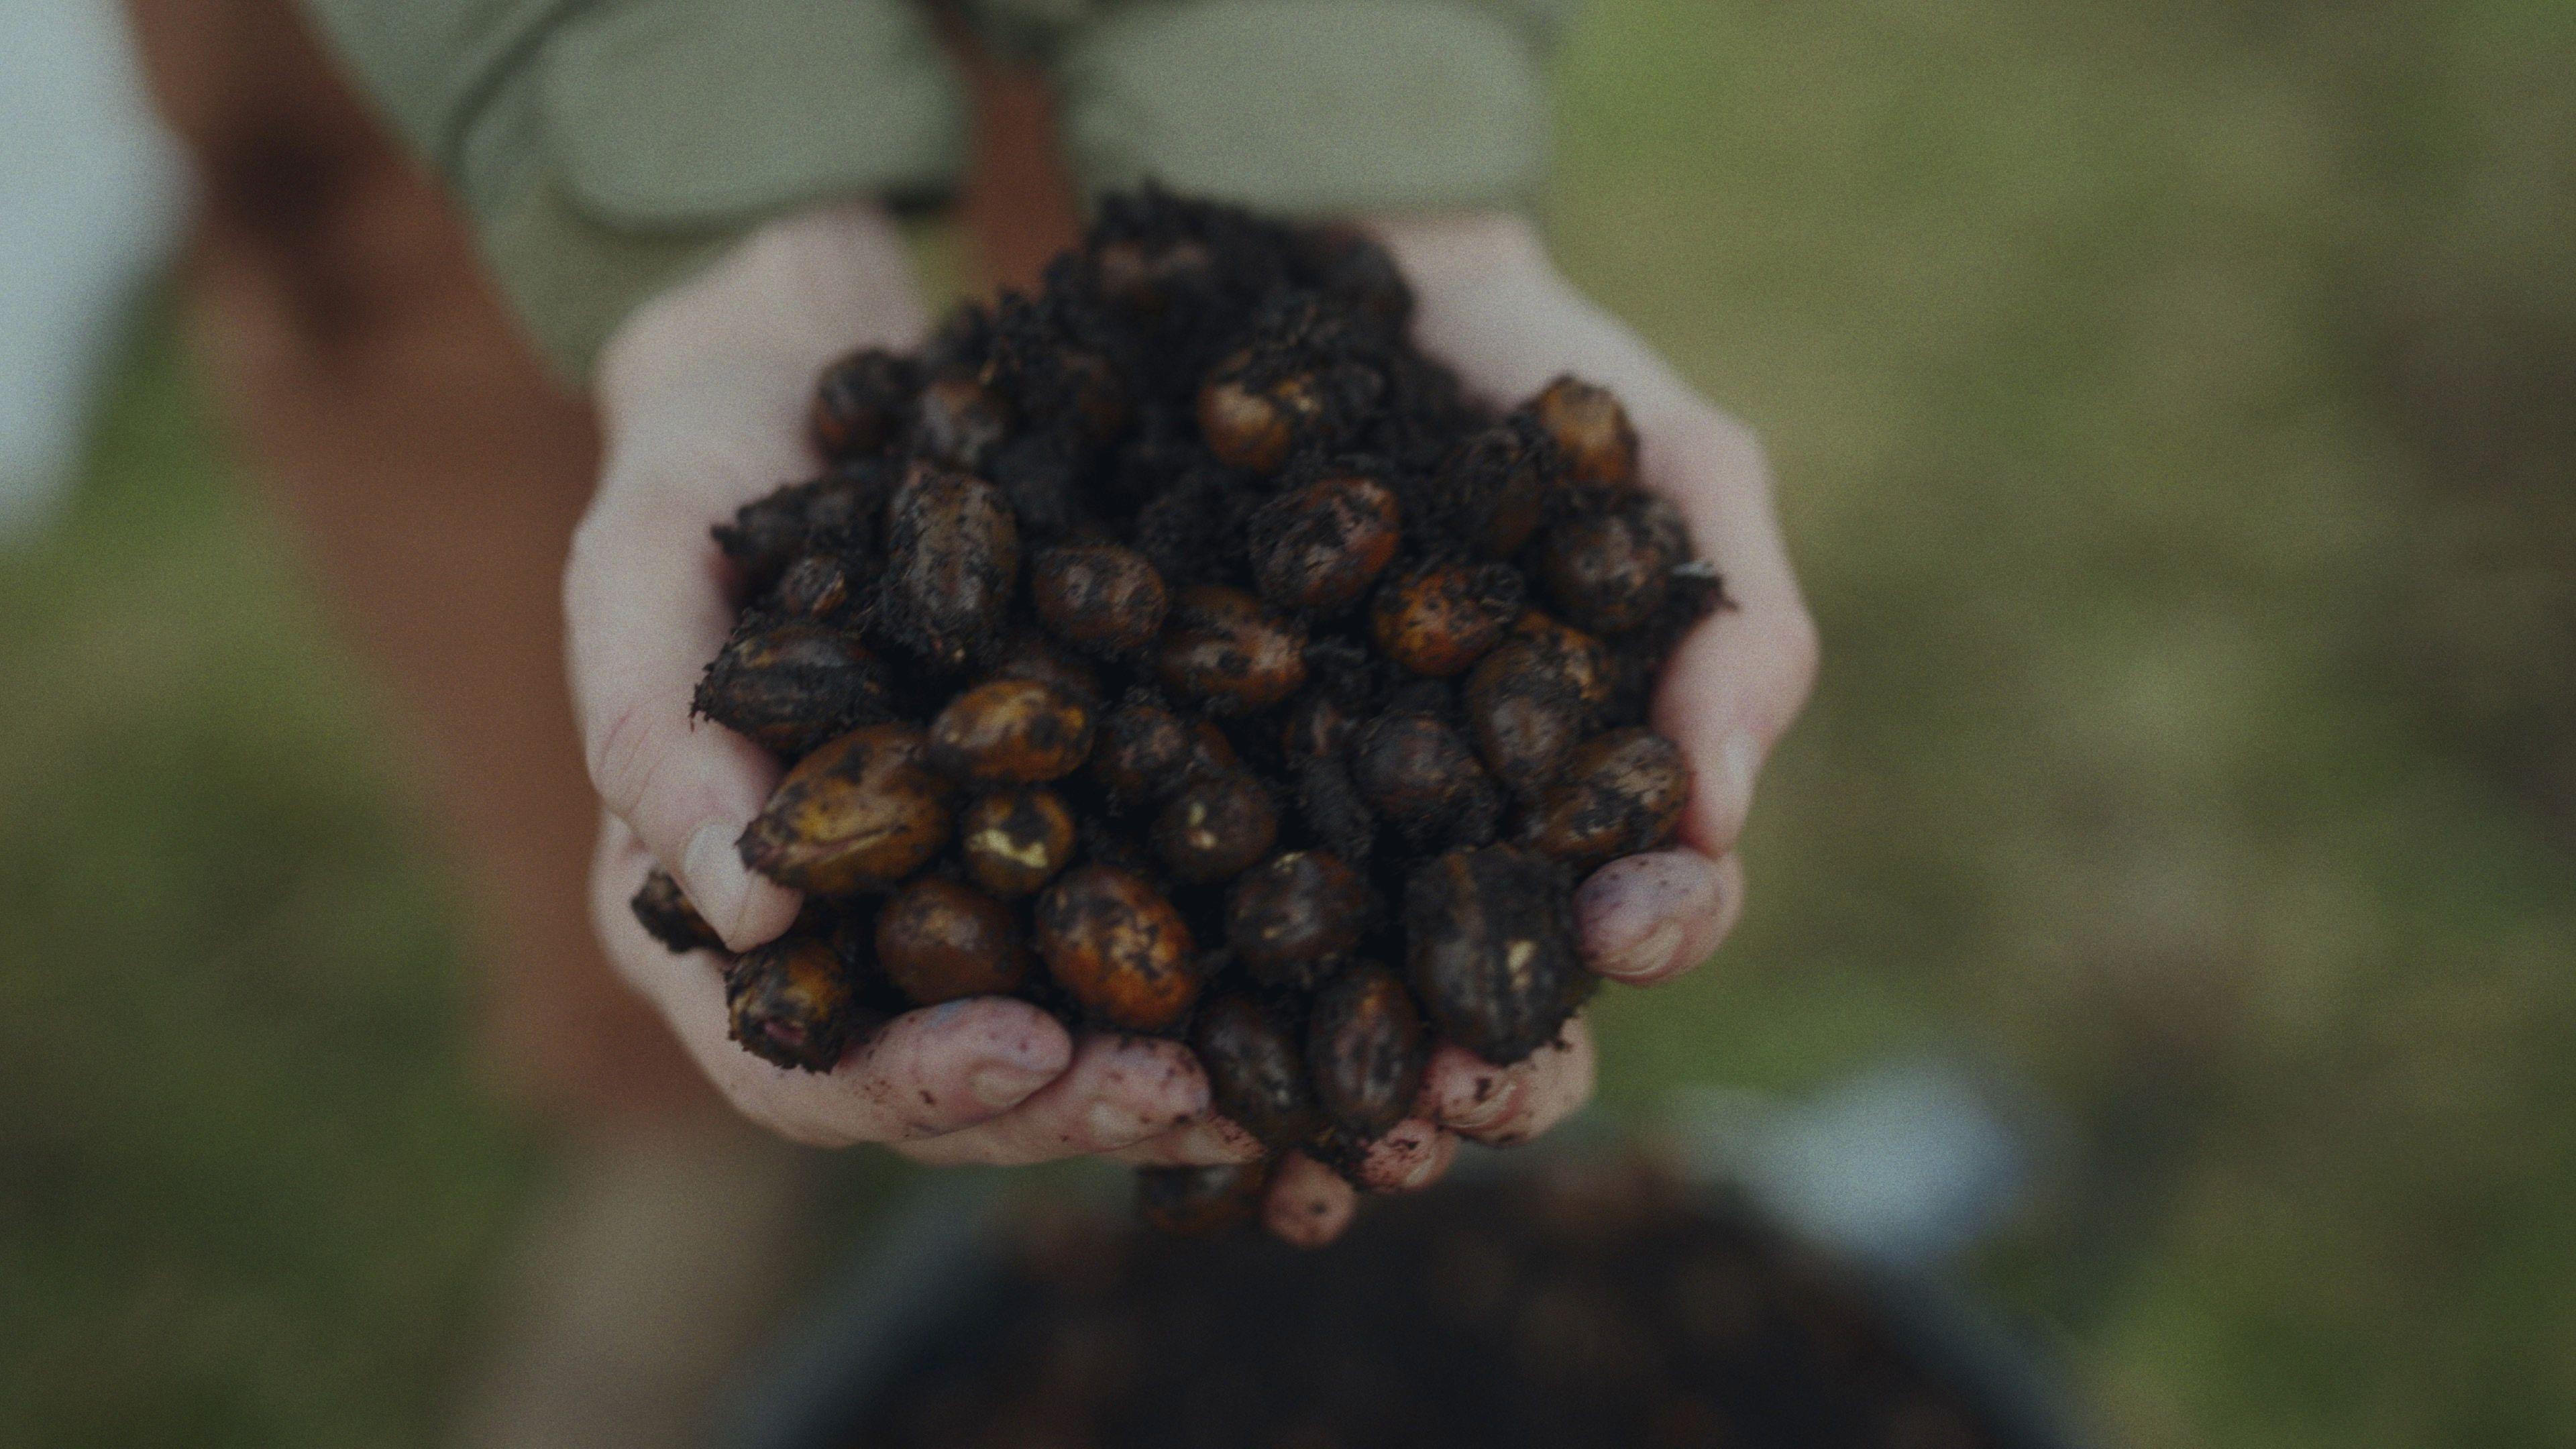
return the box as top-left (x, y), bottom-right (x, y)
top-left (1226, 851), bottom-right (1371, 988)
top-left (911, 374), bottom-right (1012, 471)
top-left (1279, 691), bottom-right (1356, 762)
top-left (1135, 1161), bottom-right (1270, 1237)
top-left (1093, 234), bottom-right (1214, 315)
top-left (1030, 541), bottom-right (1169, 655)
top-left (714, 464), bottom-right (896, 593)
top-left (1369, 562), bottom-right (1522, 678)
top-left (1538, 502), bottom-right (1676, 636)
top-left (1512, 610), bottom-right (1616, 709)
top-left (1528, 375), bottom-right (1640, 494)
top-left (1156, 586), bottom-right (1309, 713)
top-left (1436, 421), bottom-right (1554, 557)
top-left (1058, 349), bottom-right (1130, 443)
top-left (1196, 368), bottom-right (1318, 475)
top-left (769, 552), bottom-right (853, 621)
top-left (882, 464), bottom-right (1022, 672)
top-left (1036, 865), bottom-right (1201, 1032)
top-left (927, 678), bottom-right (1095, 784)
top-left (1307, 963), bottom-right (1428, 1140)
top-left (810, 347), bottom-right (916, 460)
top-left (1191, 994), bottom-right (1322, 1149)
top-left (1090, 696), bottom-right (1238, 808)
top-left (1245, 474), bottom-right (1401, 613)
top-left (1151, 774), bottom-right (1279, 884)
top-left (631, 867), bottom-right (722, 954)
top-left (1348, 709), bottom-right (1503, 848)
top-left (692, 619), bottom-right (894, 758)
top-left (1463, 643), bottom-right (1588, 799)
top-left (725, 934), bottom-right (867, 1072)
top-left (1523, 729), bottom-right (1691, 869)
top-left (1404, 846), bottom-right (1589, 1065)
top-left (957, 788), bottom-right (1079, 897)
top-left (875, 877), bottom-right (1030, 1006)
top-left (737, 724), bottom-right (953, 894)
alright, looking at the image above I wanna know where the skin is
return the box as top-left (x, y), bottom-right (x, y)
top-left (568, 201), bottom-right (1817, 1237)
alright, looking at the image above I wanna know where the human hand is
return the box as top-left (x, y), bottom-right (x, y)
top-left (571, 203), bottom-right (1234, 1169)
top-left (1247, 211), bottom-right (1821, 1246)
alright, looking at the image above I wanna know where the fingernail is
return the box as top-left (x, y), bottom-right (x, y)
top-left (1397, 1134), bottom-right (1449, 1190)
top-left (1576, 853), bottom-right (1718, 981)
top-left (683, 822), bottom-right (751, 938)
top-left (1449, 1075), bottom-right (1521, 1133)
top-left (967, 1060), bottom-right (1054, 1109)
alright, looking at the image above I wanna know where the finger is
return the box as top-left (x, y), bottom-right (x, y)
top-left (1348, 1119), bottom-right (1458, 1195)
top-left (1263, 1154), bottom-right (1359, 1248)
top-left (1109, 1115), bottom-right (1267, 1167)
top-left (593, 819), bottom-right (1071, 1146)
top-left (895, 1034), bottom-right (1213, 1167)
top-left (1419, 1018), bottom-right (1597, 1146)
top-left (1574, 851), bottom-right (1747, 985)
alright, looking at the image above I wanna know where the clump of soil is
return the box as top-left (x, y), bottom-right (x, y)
top-left (853, 1155), bottom-right (2008, 1449)
top-left (636, 188), bottom-right (1721, 1202)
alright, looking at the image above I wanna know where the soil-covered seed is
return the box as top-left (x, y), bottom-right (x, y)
top-left (957, 788), bottom-right (1079, 897)
top-left (631, 867), bottom-right (722, 954)
top-left (1522, 729), bottom-right (1690, 869)
top-left (1307, 963), bottom-right (1429, 1140)
top-left (810, 347), bottom-right (917, 461)
top-left (1155, 585), bottom-right (1308, 713)
top-left (911, 374), bottom-right (1012, 472)
top-left (1193, 993), bottom-right (1324, 1148)
top-left (1371, 561), bottom-right (1523, 678)
top-left (1464, 642), bottom-right (1589, 800)
top-left (882, 464), bottom-right (1022, 672)
top-left (737, 723), bottom-right (953, 894)
top-left (1091, 692), bottom-right (1238, 809)
top-left (1526, 375), bottom-right (1639, 494)
top-left (1349, 707), bottom-right (1503, 849)
top-left (1036, 865), bottom-right (1201, 1032)
top-left (876, 876), bottom-right (1030, 1006)
top-left (692, 619), bottom-right (893, 758)
top-left (1226, 851), bottom-right (1372, 988)
top-left (724, 933), bottom-right (867, 1071)
top-left (1405, 846), bottom-right (1590, 1064)
top-left (1151, 773), bottom-right (1280, 884)
top-left (1245, 474), bottom-right (1401, 613)
top-left (1030, 541), bottom-right (1169, 656)
top-left (1538, 500), bottom-right (1678, 637)
top-left (926, 678), bottom-right (1095, 784)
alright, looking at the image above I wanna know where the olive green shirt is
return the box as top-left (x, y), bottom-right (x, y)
top-left (297, 0), bottom-right (1566, 378)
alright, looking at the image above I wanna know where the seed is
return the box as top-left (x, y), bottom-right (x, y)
top-left (737, 723), bottom-right (954, 894)
top-left (1036, 865), bottom-right (1201, 1032)
top-left (1090, 695), bottom-right (1238, 809)
top-left (1369, 562), bottom-right (1522, 678)
top-left (1511, 610), bottom-right (1616, 709)
top-left (631, 867), bottom-right (722, 953)
top-left (1092, 234), bottom-right (1215, 315)
top-left (957, 788), bottom-right (1079, 897)
top-left (1196, 367), bottom-right (1318, 475)
top-left (716, 463), bottom-right (896, 592)
top-left (692, 619), bottom-right (894, 758)
top-left (1226, 851), bottom-right (1371, 988)
top-left (912, 374), bottom-right (1012, 471)
top-left (989, 627), bottom-right (1106, 707)
top-left (882, 463), bottom-right (1022, 672)
top-left (725, 933), bottom-right (868, 1072)
top-left (1279, 691), bottom-right (1356, 762)
top-left (810, 347), bottom-right (916, 460)
top-left (1245, 474), bottom-right (1401, 613)
top-left (1307, 963), bottom-right (1428, 1140)
top-left (876, 877), bottom-right (1030, 1006)
top-left (1527, 375), bottom-right (1639, 494)
top-left (1522, 729), bottom-right (1690, 869)
top-left (1031, 541), bottom-right (1169, 655)
top-left (1299, 224), bottom-right (1411, 329)
top-left (1151, 774), bottom-right (1279, 884)
top-left (1155, 586), bottom-right (1309, 713)
top-left (1135, 1161), bottom-right (1270, 1237)
top-left (1435, 421), bottom-right (1553, 557)
top-left (769, 552), bottom-right (854, 621)
top-left (1404, 846), bottom-right (1589, 1065)
top-left (1463, 643), bottom-right (1587, 799)
top-left (1191, 994), bottom-right (1322, 1149)
top-left (1348, 709), bottom-right (1502, 849)
top-left (927, 678), bottom-right (1095, 784)
top-left (1538, 500), bottom-right (1676, 636)
top-left (1058, 349), bottom-right (1130, 443)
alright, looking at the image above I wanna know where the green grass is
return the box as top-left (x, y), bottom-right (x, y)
top-left (3, 2), bottom-right (2573, 1445)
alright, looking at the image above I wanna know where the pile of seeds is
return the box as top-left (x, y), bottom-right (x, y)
top-left (634, 189), bottom-right (1719, 1200)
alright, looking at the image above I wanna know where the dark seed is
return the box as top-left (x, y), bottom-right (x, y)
top-left (769, 552), bottom-right (854, 621)
top-left (1512, 610), bottom-right (1616, 709)
top-left (1036, 865), bottom-right (1201, 1032)
top-left (876, 877), bottom-right (1030, 1006)
top-left (1195, 366), bottom-right (1318, 475)
top-left (882, 464), bottom-right (1022, 672)
top-left (1308, 963), bottom-right (1428, 1139)
top-left (1192, 994), bottom-right (1322, 1149)
top-left (988, 627), bottom-right (1106, 707)
top-left (1522, 729), bottom-right (1690, 869)
top-left (1092, 235), bottom-right (1214, 315)
top-left (1464, 642), bottom-right (1588, 799)
top-left (1091, 694), bottom-right (1238, 809)
top-left (927, 678), bottom-right (1095, 784)
top-left (1280, 692), bottom-right (1356, 762)
top-left (1369, 562), bottom-right (1522, 678)
top-left (1151, 773), bottom-right (1279, 884)
top-left (1348, 708), bottom-right (1503, 849)
top-left (1435, 420), bottom-right (1554, 557)
top-left (1136, 1161), bottom-right (1269, 1237)
top-left (912, 374), bottom-right (1012, 472)
top-left (1031, 541), bottom-right (1169, 656)
top-left (737, 723), bottom-right (953, 894)
top-left (957, 788), bottom-right (1079, 897)
top-left (1527, 375), bottom-right (1639, 494)
top-left (1155, 585), bottom-right (1309, 713)
top-left (631, 867), bottom-right (722, 953)
top-left (693, 619), bottom-right (894, 759)
top-left (1245, 474), bottom-right (1401, 614)
top-left (714, 464), bottom-right (895, 592)
top-left (810, 347), bottom-right (916, 460)
top-left (1404, 846), bottom-right (1589, 1065)
top-left (1226, 851), bottom-right (1371, 988)
top-left (1538, 501), bottom-right (1676, 637)
top-left (725, 934), bottom-right (869, 1072)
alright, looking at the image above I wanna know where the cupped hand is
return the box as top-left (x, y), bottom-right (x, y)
top-left (1232, 211), bottom-right (1822, 1242)
top-left (570, 203), bottom-right (1232, 1169)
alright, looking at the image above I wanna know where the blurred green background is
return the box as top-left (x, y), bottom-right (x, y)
top-left (4, 1), bottom-right (2573, 1445)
